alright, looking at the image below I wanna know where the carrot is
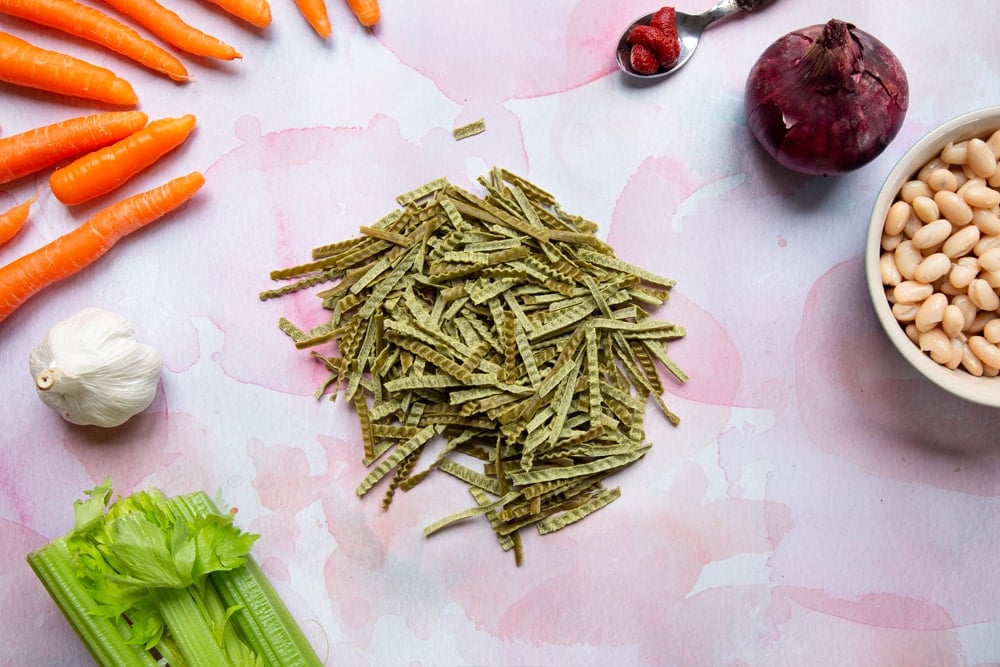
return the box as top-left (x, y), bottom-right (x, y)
top-left (345, 0), bottom-right (377, 27)
top-left (0, 0), bottom-right (189, 82)
top-left (0, 31), bottom-right (138, 105)
top-left (0, 171), bottom-right (205, 324)
top-left (202, 0), bottom-right (271, 28)
top-left (0, 192), bottom-right (38, 246)
top-left (0, 111), bottom-right (148, 185)
top-left (294, 0), bottom-right (330, 38)
top-left (50, 114), bottom-right (197, 205)
top-left (97, 0), bottom-right (241, 59)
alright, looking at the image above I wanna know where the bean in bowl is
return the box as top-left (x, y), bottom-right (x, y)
top-left (878, 123), bottom-right (1000, 377)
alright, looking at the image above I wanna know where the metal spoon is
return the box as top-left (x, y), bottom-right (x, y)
top-left (616, 0), bottom-right (771, 81)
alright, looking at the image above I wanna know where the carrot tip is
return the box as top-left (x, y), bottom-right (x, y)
top-left (110, 78), bottom-right (139, 106)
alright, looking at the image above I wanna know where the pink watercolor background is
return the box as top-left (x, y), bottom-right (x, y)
top-left (3, 1), bottom-right (1000, 664)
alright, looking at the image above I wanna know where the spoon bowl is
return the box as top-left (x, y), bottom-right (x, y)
top-left (616, 0), bottom-right (772, 81)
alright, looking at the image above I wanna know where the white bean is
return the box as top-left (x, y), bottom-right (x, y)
top-left (963, 185), bottom-right (1000, 209)
top-left (884, 200), bottom-right (912, 236)
top-left (894, 280), bottom-right (935, 304)
top-left (918, 157), bottom-right (949, 182)
top-left (926, 168), bottom-right (958, 192)
top-left (974, 235), bottom-right (1000, 257)
top-left (935, 190), bottom-right (974, 226)
top-left (969, 335), bottom-right (1000, 369)
top-left (880, 252), bottom-right (902, 286)
top-left (952, 295), bottom-right (978, 330)
top-left (913, 252), bottom-right (951, 283)
top-left (942, 304), bottom-right (966, 339)
top-left (968, 278), bottom-right (1000, 311)
top-left (893, 302), bottom-right (920, 322)
top-left (881, 231), bottom-right (903, 251)
top-left (967, 138), bottom-right (998, 179)
top-left (987, 129), bottom-right (1000, 159)
top-left (983, 270), bottom-right (1000, 289)
top-left (984, 317), bottom-right (1000, 344)
top-left (973, 209), bottom-right (1000, 235)
top-left (911, 219), bottom-right (953, 250)
top-left (905, 323), bottom-right (920, 345)
top-left (941, 140), bottom-right (969, 165)
top-left (946, 338), bottom-right (964, 369)
top-left (980, 247), bottom-right (1000, 272)
top-left (894, 241), bottom-right (921, 280)
top-left (942, 224), bottom-right (980, 258)
top-left (919, 328), bottom-right (952, 364)
top-left (961, 342), bottom-right (985, 376)
top-left (901, 179), bottom-right (934, 202)
top-left (915, 293), bottom-right (948, 332)
top-left (912, 196), bottom-right (940, 223)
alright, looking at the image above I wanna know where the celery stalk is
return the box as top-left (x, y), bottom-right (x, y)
top-left (26, 539), bottom-right (157, 667)
top-left (151, 585), bottom-right (230, 665)
top-left (170, 492), bottom-right (323, 667)
top-left (27, 479), bottom-right (322, 667)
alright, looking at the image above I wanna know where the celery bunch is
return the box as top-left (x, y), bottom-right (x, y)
top-left (27, 479), bottom-right (322, 667)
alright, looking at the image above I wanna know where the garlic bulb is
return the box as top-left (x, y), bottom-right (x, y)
top-left (28, 307), bottom-right (162, 428)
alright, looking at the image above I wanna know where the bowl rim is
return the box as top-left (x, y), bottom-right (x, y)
top-left (866, 105), bottom-right (1000, 407)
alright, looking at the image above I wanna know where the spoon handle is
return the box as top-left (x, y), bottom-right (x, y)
top-left (700, 0), bottom-right (772, 27)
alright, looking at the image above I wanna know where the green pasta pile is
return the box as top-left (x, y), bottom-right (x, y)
top-left (261, 168), bottom-right (687, 564)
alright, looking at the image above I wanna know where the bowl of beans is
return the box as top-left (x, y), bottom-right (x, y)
top-left (866, 106), bottom-right (1000, 406)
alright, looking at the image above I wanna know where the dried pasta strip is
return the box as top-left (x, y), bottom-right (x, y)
top-left (372, 424), bottom-right (422, 439)
top-left (310, 235), bottom-right (366, 260)
top-left (382, 448), bottom-right (422, 510)
top-left (354, 391), bottom-right (376, 465)
top-left (383, 330), bottom-right (472, 384)
top-left (642, 339), bottom-right (689, 383)
top-left (469, 486), bottom-right (516, 552)
top-left (360, 225), bottom-right (415, 248)
top-left (259, 270), bottom-right (340, 300)
top-left (397, 177), bottom-right (449, 206)
top-left (536, 487), bottom-right (621, 535)
top-left (355, 250), bottom-right (417, 320)
top-left (277, 317), bottom-right (307, 344)
top-left (437, 458), bottom-right (501, 495)
top-left (509, 447), bottom-right (649, 486)
top-left (356, 425), bottom-right (439, 496)
top-left (423, 490), bottom-right (522, 537)
top-left (579, 250), bottom-right (676, 288)
top-left (453, 117), bottom-right (486, 140)
top-left (500, 169), bottom-right (556, 206)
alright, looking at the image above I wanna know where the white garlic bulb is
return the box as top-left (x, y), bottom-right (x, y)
top-left (28, 307), bottom-right (163, 428)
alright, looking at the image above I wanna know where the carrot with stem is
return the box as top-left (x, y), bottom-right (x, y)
top-left (0, 31), bottom-right (138, 105)
top-left (201, 0), bottom-right (271, 28)
top-left (0, 111), bottom-right (148, 185)
top-left (345, 0), bottom-right (377, 27)
top-left (0, 171), bottom-right (205, 324)
top-left (50, 114), bottom-right (197, 205)
top-left (294, 0), bottom-right (330, 38)
top-left (0, 192), bottom-right (38, 246)
top-left (97, 0), bottom-right (241, 59)
top-left (0, 0), bottom-right (189, 82)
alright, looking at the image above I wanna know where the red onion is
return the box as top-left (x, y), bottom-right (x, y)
top-left (744, 19), bottom-right (909, 176)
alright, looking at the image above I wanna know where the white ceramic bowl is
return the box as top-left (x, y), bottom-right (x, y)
top-left (866, 106), bottom-right (1000, 407)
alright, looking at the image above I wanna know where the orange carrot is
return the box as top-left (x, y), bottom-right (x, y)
top-left (97, 0), bottom-right (241, 59)
top-left (50, 114), bottom-right (197, 205)
top-left (294, 0), bottom-right (330, 38)
top-left (0, 31), bottom-right (138, 105)
top-left (203, 0), bottom-right (271, 28)
top-left (0, 192), bottom-right (38, 246)
top-left (0, 111), bottom-right (148, 185)
top-left (0, 0), bottom-right (189, 82)
top-left (345, 0), bottom-right (377, 27)
top-left (0, 171), bottom-right (204, 324)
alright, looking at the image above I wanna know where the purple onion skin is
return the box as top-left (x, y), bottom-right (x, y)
top-left (744, 19), bottom-right (909, 176)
